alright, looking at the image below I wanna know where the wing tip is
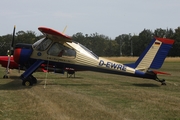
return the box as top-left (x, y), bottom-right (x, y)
top-left (38, 26), bottom-right (72, 40)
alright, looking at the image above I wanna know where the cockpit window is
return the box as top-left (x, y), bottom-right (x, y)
top-left (78, 43), bottom-right (99, 59)
top-left (33, 38), bottom-right (52, 51)
top-left (48, 42), bottom-right (76, 58)
top-left (72, 41), bottom-right (99, 59)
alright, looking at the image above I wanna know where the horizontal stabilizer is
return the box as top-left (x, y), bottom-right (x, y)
top-left (152, 70), bottom-right (171, 75)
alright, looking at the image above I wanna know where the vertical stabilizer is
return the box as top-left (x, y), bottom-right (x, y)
top-left (125, 37), bottom-right (174, 71)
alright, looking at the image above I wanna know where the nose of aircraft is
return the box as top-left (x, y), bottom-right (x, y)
top-left (13, 43), bottom-right (33, 64)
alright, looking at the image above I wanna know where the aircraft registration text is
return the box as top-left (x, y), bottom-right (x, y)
top-left (99, 60), bottom-right (126, 71)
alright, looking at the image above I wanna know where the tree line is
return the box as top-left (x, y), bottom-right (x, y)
top-left (0, 27), bottom-right (180, 57)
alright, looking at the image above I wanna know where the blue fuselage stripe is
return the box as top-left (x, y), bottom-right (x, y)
top-left (36, 59), bottom-right (156, 80)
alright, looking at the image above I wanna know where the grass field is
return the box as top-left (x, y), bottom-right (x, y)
top-left (0, 57), bottom-right (180, 120)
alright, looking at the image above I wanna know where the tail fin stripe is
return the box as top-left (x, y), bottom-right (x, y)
top-left (124, 37), bottom-right (174, 71)
top-left (150, 43), bottom-right (173, 69)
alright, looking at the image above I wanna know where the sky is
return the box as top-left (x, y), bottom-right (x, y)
top-left (1, 0), bottom-right (180, 39)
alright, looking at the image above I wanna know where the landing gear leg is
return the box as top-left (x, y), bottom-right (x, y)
top-left (156, 77), bottom-right (166, 85)
top-left (3, 75), bottom-right (8, 79)
top-left (67, 70), bottom-right (75, 78)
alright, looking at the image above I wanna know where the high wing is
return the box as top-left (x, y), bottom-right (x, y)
top-left (38, 27), bottom-right (72, 42)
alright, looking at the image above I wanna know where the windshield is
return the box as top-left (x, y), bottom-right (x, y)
top-left (32, 38), bottom-right (52, 51)
top-left (32, 38), bottom-right (44, 48)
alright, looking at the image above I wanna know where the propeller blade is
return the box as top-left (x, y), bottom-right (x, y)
top-left (4, 25), bottom-right (16, 78)
top-left (10, 25), bottom-right (16, 51)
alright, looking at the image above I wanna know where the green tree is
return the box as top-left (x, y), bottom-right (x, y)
top-left (136, 29), bottom-right (153, 56)
top-left (0, 34), bottom-right (13, 55)
top-left (0, 27), bottom-right (179, 57)
top-left (15, 31), bottom-right (37, 44)
top-left (130, 35), bottom-right (139, 56)
top-left (170, 27), bottom-right (180, 56)
top-left (115, 34), bottom-right (132, 56)
top-left (154, 28), bottom-right (167, 38)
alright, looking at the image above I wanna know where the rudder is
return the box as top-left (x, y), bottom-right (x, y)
top-left (125, 37), bottom-right (174, 71)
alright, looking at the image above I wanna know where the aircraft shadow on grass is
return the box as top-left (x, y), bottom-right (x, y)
top-left (58, 82), bottom-right (118, 87)
top-left (132, 83), bottom-right (160, 87)
top-left (0, 77), bottom-right (160, 90)
top-left (0, 77), bottom-right (42, 90)
top-left (0, 75), bottom-right (85, 90)
top-left (38, 81), bottom-right (160, 88)
top-left (0, 80), bottom-right (27, 90)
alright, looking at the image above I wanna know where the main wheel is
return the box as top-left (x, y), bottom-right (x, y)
top-left (22, 79), bottom-right (33, 86)
top-left (25, 81), bottom-right (31, 86)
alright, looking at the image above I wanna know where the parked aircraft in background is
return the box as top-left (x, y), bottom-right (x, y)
top-left (0, 26), bottom-right (174, 86)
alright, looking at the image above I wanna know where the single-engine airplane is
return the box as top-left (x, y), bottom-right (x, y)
top-left (0, 26), bottom-right (174, 86)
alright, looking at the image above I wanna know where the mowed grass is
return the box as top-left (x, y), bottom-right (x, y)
top-left (0, 57), bottom-right (180, 120)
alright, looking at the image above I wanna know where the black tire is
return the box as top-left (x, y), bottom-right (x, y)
top-left (32, 77), bottom-right (37, 84)
top-left (30, 76), bottom-right (37, 84)
top-left (22, 79), bottom-right (33, 86)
